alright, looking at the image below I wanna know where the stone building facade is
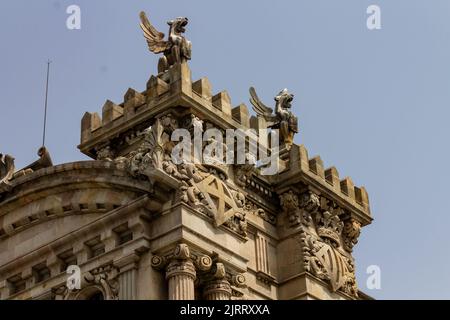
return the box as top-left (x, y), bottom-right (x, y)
top-left (0, 13), bottom-right (372, 300)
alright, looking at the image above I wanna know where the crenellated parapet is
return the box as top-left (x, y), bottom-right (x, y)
top-left (79, 62), bottom-right (257, 160)
top-left (0, 11), bottom-right (374, 301)
top-left (277, 144), bottom-right (370, 220)
top-left (275, 145), bottom-right (372, 299)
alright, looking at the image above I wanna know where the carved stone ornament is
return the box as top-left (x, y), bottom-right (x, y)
top-left (298, 191), bottom-right (320, 225)
top-left (303, 234), bottom-right (358, 297)
top-left (342, 218), bottom-right (361, 252)
top-left (57, 265), bottom-right (119, 300)
top-left (249, 87), bottom-right (298, 150)
top-left (128, 115), bottom-right (175, 175)
top-left (0, 153), bottom-right (15, 193)
top-left (202, 262), bottom-right (232, 300)
top-left (1, 147), bottom-right (54, 194)
top-left (234, 153), bottom-right (256, 187)
top-left (314, 199), bottom-right (344, 247)
top-left (244, 199), bottom-right (276, 224)
top-left (140, 11), bottom-right (192, 73)
top-left (280, 190), bottom-right (301, 227)
top-left (151, 244), bottom-right (213, 274)
top-left (96, 145), bottom-right (114, 161)
top-left (112, 114), bottom-right (248, 235)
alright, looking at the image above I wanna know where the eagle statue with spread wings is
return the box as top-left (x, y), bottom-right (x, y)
top-left (249, 87), bottom-right (299, 149)
top-left (140, 11), bottom-right (192, 74)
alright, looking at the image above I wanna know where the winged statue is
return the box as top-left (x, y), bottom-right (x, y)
top-left (0, 153), bottom-right (15, 191)
top-left (249, 87), bottom-right (298, 149)
top-left (140, 11), bottom-right (192, 74)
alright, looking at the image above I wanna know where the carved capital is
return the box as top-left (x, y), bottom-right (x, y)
top-left (191, 253), bottom-right (213, 272)
top-left (202, 262), bottom-right (230, 299)
top-left (165, 259), bottom-right (196, 281)
top-left (203, 279), bottom-right (231, 300)
top-left (151, 255), bottom-right (166, 270)
top-left (231, 274), bottom-right (247, 288)
top-left (173, 243), bottom-right (191, 260)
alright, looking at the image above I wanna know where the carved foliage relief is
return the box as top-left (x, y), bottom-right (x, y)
top-left (110, 114), bottom-right (252, 237)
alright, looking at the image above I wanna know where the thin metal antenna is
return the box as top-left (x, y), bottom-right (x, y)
top-left (42, 60), bottom-right (51, 147)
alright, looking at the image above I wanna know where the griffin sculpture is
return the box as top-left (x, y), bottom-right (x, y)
top-left (249, 87), bottom-right (298, 149)
top-left (0, 153), bottom-right (15, 193)
top-left (0, 153), bottom-right (15, 185)
top-left (140, 11), bottom-right (192, 74)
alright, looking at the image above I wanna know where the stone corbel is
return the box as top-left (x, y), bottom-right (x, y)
top-left (342, 218), bottom-right (361, 252)
top-left (279, 190), bottom-right (301, 227)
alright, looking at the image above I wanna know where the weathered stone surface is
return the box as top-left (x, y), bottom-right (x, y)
top-left (192, 78), bottom-right (212, 101)
top-left (102, 100), bottom-right (123, 125)
top-left (232, 104), bottom-right (250, 128)
top-left (0, 11), bottom-right (373, 302)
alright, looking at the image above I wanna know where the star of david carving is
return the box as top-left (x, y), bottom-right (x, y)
top-left (196, 174), bottom-right (238, 226)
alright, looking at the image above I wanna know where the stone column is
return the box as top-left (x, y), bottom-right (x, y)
top-left (203, 262), bottom-right (231, 300)
top-left (203, 279), bottom-right (231, 300)
top-left (165, 244), bottom-right (196, 300)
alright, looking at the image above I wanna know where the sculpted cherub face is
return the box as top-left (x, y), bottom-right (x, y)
top-left (275, 88), bottom-right (294, 109)
top-left (168, 17), bottom-right (189, 34)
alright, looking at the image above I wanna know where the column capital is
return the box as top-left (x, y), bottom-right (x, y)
top-left (165, 259), bottom-right (196, 281)
top-left (202, 263), bottom-right (231, 300)
top-left (203, 279), bottom-right (231, 300)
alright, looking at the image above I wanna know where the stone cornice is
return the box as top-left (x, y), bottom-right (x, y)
top-left (0, 194), bottom-right (153, 274)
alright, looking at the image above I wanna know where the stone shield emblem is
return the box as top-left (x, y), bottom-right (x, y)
top-left (315, 243), bottom-right (350, 292)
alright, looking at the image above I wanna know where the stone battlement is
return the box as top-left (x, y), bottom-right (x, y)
top-left (79, 63), bottom-right (257, 158)
top-left (78, 62), bottom-right (370, 224)
top-left (282, 144), bottom-right (371, 221)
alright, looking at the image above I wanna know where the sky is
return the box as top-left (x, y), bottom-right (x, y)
top-left (1, 0), bottom-right (450, 300)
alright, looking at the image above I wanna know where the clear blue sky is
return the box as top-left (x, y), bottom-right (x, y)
top-left (1, 0), bottom-right (450, 299)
